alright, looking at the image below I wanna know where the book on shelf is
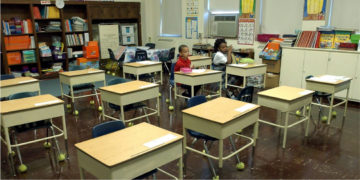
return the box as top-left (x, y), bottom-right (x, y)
top-left (66, 34), bottom-right (85, 46)
top-left (2, 19), bottom-right (33, 35)
top-left (34, 6), bottom-right (60, 19)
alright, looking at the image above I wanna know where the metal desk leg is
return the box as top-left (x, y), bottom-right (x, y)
top-left (60, 82), bottom-right (64, 99)
top-left (305, 104), bottom-right (311, 137)
top-left (4, 128), bottom-right (15, 176)
top-left (160, 70), bottom-right (163, 85)
top-left (79, 166), bottom-right (84, 179)
top-left (219, 81), bottom-right (222, 97)
top-left (253, 121), bottom-right (259, 146)
top-left (182, 127), bottom-right (187, 153)
top-left (218, 139), bottom-right (224, 168)
top-left (225, 72), bottom-right (228, 89)
top-left (137, 75), bottom-right (139, 81)
top-left (178, 156), bottom-right (183, 180)
top-left (123, 72), bottom-right (125, 79)
top-left (344, 88), bottom-right (350, 118)
top-left (157, 96), bottom-right (160, 116)
top-left (101, 99), bottom-right (106, 121)
top-left (121, 106), bottom-right (125, 124)
top-left (191, 86), bottom-right (194, 97)
top-left (61, 116), bottom-right (69, 158)
top-left (327, 93), bottom-right (335, 125)
top-left (263, 73), bottom-right (266, 89)
top-left (282, 112), bottom-right (289, 148)
top-left (174, 84), bottom-right (177, 100)
top-left (243, 76), bottom-right (247, 88)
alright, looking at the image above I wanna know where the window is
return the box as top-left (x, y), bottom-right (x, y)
top-left (209, 0), bottom-right (239, 13)
top-left (160, 0), bottom-right (182, 37)
top-left (331, 0), bottom-right (360, 30)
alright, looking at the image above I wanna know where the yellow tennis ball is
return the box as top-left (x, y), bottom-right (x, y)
top-left (165, 98), bottom-right (170, 103)
top-left (18, 164), bottom-right (27, 173)
top-left (169, 106), bottom-right (174, 111)
top-left (332, 111), bottom-right (337, 117)
top-left (58, 153), bottom-right (66, 162)
top-left (43, 142), bottom-right (51, 149)
top-left (236, 162), bottom-right (245, 170)
top-left (98, 106), bottom-right (103, 111)
top-left (74, 110), bottom-right (79, 116)
top-left (321, 116), bottom-right (328, 122)
top-left (296, 110), bottom-right (301, 116)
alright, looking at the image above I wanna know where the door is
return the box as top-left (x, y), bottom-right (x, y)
top-left (302, 50), bottom-right (329, 88)
top-left (280, 48), bottom-right (305, 88)
top-left (328, 52), bottom-right (358, 99)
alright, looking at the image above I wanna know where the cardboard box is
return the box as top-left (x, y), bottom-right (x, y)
top-left (262, 59), bottom-right (281, 73)
top-left (83, 41), bottom-right (99, 59)
top-left (265, 73), bottom-right (280, 89)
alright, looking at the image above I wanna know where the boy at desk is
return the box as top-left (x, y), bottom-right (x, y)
top-left (175, 45), bottom-right (200, 98)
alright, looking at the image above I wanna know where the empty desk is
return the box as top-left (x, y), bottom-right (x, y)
top-left (0, 77), bottom-right (40, 98)
top-left (257, 86), bottom-right (314, 148)
top-left (225, 63), bottom-right (267, 89)
top-left (75, 122), bottom-right (183, 179)
top-left (123, 61), bottom-right (163, 84)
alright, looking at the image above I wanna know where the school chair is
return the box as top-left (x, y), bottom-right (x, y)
top-left (184, 96), bottom-right (242, 179)
top-left (0, 74), bottom-right (15, 80)
top-left (108, 48), bottom-right (124, 75)
top-left (160, 47), bottom-right (175, 74)
top-left (92, 121), bottom-right (157, 179)
top-left (0, 74), bottom-right (15, 101)
top-left (8, 92), bottom-right (64, 173)
top-left (68, 65), bottom-right (101, 115)
top-left (237, 86), bottom-right (254, 103)
top-left (135, 49), bottom-right (148, 61)
top-left (145, 43), bottom-right (155, 49)
top-left (167, 63), bottom-right (176, 110)
top-left (106, 78), bottom-right (151, 125)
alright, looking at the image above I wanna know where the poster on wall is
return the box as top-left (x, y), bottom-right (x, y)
top-left (98, 24), bottom-right (120, 59)
top-left (303, 0), bottom-right (326, 20)
top-left (185, 17), bottom-right (198, 39)
top-left (237, 18), bottom-right (255, 45)
top-left (239, 0), bottom-right (256, 18)
top-left (186, 0), bottom-right (199, 16)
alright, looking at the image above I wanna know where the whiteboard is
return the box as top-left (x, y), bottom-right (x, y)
top-left (98, 24), bottom-right (119, 59)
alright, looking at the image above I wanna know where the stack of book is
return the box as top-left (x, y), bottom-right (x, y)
top-left (33, 6), bottom-right (60, 19)
top-left (66, 34), bottom-right (85, 46)
top-left (280, 34), bottom-right (297, 47)
top-left (294, 31), bottom-right (320, 48)
top-left (22, 50), bottom-right (36, 63)
top-left (2, 18), bottom-right (33, 35)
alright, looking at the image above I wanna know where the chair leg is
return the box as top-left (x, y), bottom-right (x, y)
top-left (153, 173), bottom-right (157, 180)
top-left (142, 107), bottom-right (150, 123)
top-left (203, 141), bottom-right (217, 178)
top-left (93, 88), bottom-right (101, 106)
top-left (229, 136), bottom-right (241, 164)
top-left (14, 134), bottom-right (24, 166)
top-left (50, 126), bottom-right (63, 158)
top-left (164, 62), bottom-right (170, 74)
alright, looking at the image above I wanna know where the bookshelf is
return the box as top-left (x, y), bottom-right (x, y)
top-left (1, 0), bottom-right (142, 79)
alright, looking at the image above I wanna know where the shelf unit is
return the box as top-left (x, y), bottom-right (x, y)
top-left (1, 0), bottom-right (142, 79)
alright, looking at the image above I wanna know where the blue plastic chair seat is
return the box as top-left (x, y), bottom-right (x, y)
top-left (134, 169), bottom-right (158, 179)
top-left (72, 83), bottom-right (95, 91)
top-left (109, 102), bottom-right (146, 112)
top-left (187, 129), bottom-right (217, 141)
top-left (314, 91), bottom-right (331, 98)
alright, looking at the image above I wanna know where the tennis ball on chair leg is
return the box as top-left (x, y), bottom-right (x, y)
top-left (158, 93), bottom-right (162, 97)
top-left (212, 175), bottom-right (219, 180)
top-left (98, 106), bottom-right (103, 111)
top-left (58, 153), bottom-right (66, 162)
top-left (18, 164), bottom-right (27, 173)
top-left (321, 116), bottom-right (328, 123)
top-left (166, 98), bottom-right (170, 103)
top-left (74, 110), bottom-right (79, 116)
top-left (332, 111), bottom-right (337, 117)
top-left (306, 106), bottom-right (310, 111)
top-left (112, 72), bottom-right (116, 76)
top-left (43, 142), bottom-right (51, 149)
top-left (206, 95), bottom-right (211, 99)
top-left (296, 110), bottom-right (301, 116)
top-left (107, 71), bottom-right (111, 74)
top-left (128, 122), bottom-right (134, 127)
top-left (90, 100), bottom-right (95, 105)
top-left (11, 151), bottom-right (16, 157)
top-left (169, 106), bottom-right (174, 111)
top-left (66, 104), bottom-right (71, 109)
top-left (236, 162), bottom-right (245, 170)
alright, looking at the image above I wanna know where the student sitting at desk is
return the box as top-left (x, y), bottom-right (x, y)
top-left (212, 38), bottom-right (238, 98)
top-left (175, 45), bottom-right (200, 98)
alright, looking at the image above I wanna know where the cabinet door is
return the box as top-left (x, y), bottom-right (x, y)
top-left (349, 55), bottom-right (360, 101)
top-left (302, 51), bottom-right (329, 88)
top-left (328, 52), bottom-right (358, 99)
top-left (280, 49), bottom-right (304, 88)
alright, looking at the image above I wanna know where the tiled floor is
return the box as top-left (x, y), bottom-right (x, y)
top-left (1, 73), bottom-right (359, 179)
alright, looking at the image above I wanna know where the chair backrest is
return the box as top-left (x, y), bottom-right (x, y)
top-left (168, 47), bottom-right (175, 61)
top-left (145, 43), bottom-right (155, 49)
top-left (237, 86), bottom-right (254, 103)
top-left (305, 75), bottom-right (314, 79)
top-left (69, 65), bottom-right (85, 71)
top-left (108, 48), bottom-right (116, 61)
top-left (169, 63), bottom-right (176, 84)
top-left (92, 121), bottom-right (125, 138)
top-left (187, 95), bottom-right (207, 108)
top-left (8, 92), bottom-right (37, 100)
top-left (0, 74), bottom-right (15, 80)
top-left (107, 78), bottom-right (131, 86)
top-left (135, 49), bottom-right (148, 61)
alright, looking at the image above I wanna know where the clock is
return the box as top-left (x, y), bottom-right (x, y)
top-left (56, 0), bottom-right (65, 9)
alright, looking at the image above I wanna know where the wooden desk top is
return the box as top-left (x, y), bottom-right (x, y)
top-left (228, 63), bottom-right (267, 69)
top-left (306, 75), bottom-right (352, 85)
top-left (258, 86), bottom-right (314, 101)
top-left (59, 69), bottom-right (104, 77)
top-left (189, 56), bottom-right (211, 61)
top-left (0, 77), bottom-right (38, 88)
top-left (174, 69), bottom-right (221, 77)
top-left (100, 80), bottom-right (159, 95)
top-left (0, 94), bottom-right (63, 114)
top-left (123, 61), bottom-right (161, 67)
top-left (75, 122), bottom-right (183, 167)
top-left (182, 97), bottom-right (260, 124)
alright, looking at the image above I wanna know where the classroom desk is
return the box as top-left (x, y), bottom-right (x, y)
top-left (0, 77), bottom-right (40, 98)
top-left (75, 123), bottom-right (183, 179)
top-left (257, 86), bottom-right (314, 148)
top-left (123, 61), bottom-right (163, 84)
top-left (99, 80), bottom-right (159, 124)
top-left (189, 56), bottom-right (212, 69)
top-left (0, 94), bottom-right (68, 175)
top-left (225, 63), bottom-right (267, 89)
top-left (306, 75), bottom-right (352, 125)
top-left (174, 69), bottom-right (222, 100)
top-left (182, 97), bottom-right (259, 170)
top-left (59, 69), bottom-right (105, 110)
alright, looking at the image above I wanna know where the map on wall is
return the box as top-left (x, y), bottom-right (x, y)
top-left (237, 18), bottom-right (255, 45)
top-left (186, 0), bottom-right (199, 16)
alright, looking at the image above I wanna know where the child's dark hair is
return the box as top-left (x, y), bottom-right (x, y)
top-left (178, 44), bottom-right (188, 53)
top-left (214, 38), bottom-right (226, 53)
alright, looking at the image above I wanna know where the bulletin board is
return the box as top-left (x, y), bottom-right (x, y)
top-left (185, 17), bottom-right (198, 39)
top-left (186, 0), bottom-right (199, 16)
top-left (99, 24), bottom-right (120, 59)
top-left (237, 18), bottom-right (255, 45)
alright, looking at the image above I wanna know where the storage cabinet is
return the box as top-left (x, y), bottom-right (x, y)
top-left (281, 47), bottom-right (360, 102)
